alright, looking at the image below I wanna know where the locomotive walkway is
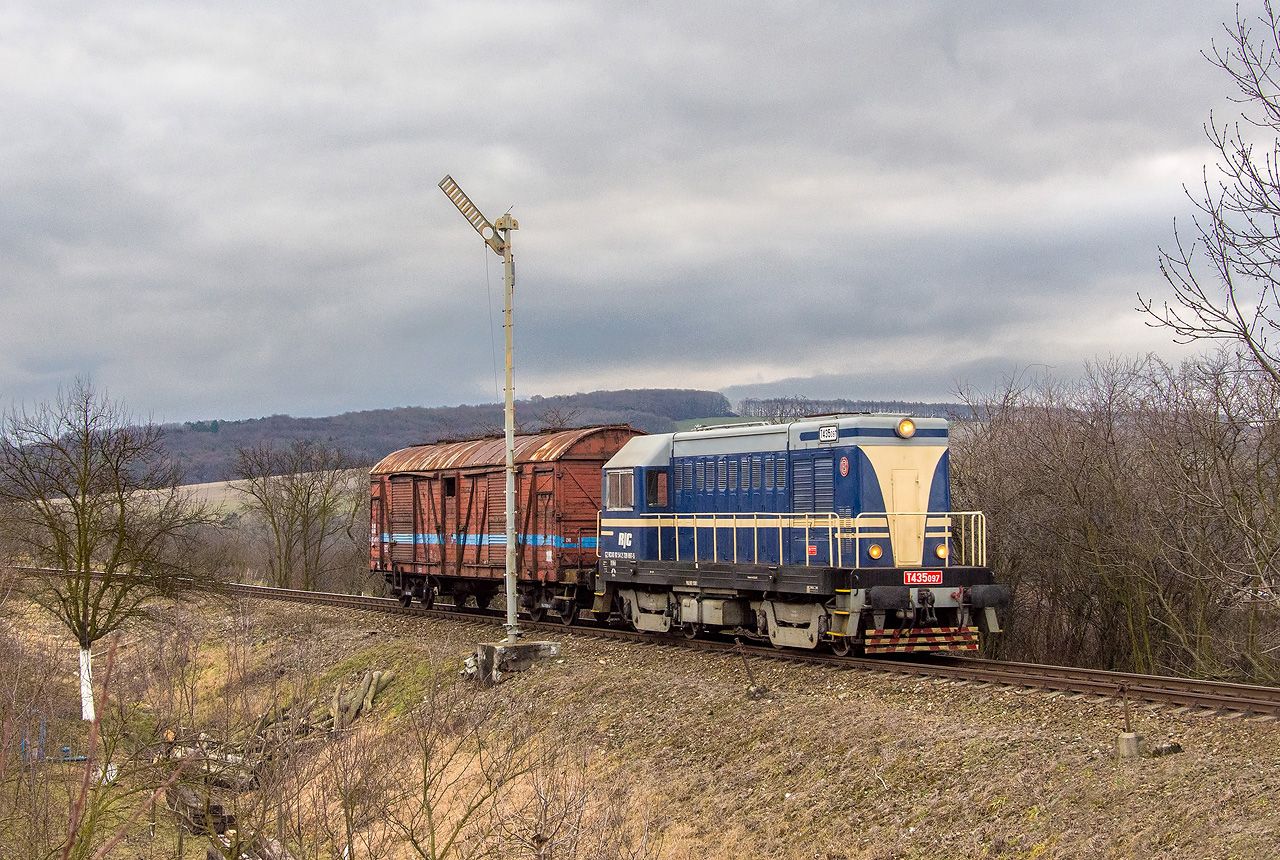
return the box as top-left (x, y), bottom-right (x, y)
top-left (15, 568), bottom-right (1280, 718)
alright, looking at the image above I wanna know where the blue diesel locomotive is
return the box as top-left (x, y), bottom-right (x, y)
top-left (591, 414), bottom-right (1009, 654)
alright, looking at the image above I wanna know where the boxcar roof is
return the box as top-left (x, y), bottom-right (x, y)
top-left (371, 425), bottom-right (639, 476)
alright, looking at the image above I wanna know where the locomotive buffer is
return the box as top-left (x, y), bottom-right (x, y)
top-left (438, 175), bottom-right (560, 682)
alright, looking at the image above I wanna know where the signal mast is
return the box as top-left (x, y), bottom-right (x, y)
top-left (437, 175), bottom-right (522, 643)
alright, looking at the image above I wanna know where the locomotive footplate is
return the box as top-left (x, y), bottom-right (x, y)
top-left (598, 558), bottom-right (997, 598)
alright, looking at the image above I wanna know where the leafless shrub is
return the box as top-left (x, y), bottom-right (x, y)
top-left (491, 747), bottom-right (662, 860)
top-left (386, 676), bottom-right (539, 860)
top-left (307, 726), bottom-right (396, 860)
top-left (954, 352), bottom-right (1280, 680)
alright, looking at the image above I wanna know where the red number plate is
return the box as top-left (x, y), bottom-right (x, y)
top-left (904, 570), bottom-right (942, 585)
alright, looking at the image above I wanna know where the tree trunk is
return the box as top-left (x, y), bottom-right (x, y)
top-left (79, 646), bottom-right (96, 722)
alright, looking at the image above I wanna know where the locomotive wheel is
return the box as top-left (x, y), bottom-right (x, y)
top-left (830, 636), bottom-right (853, 657)
top-left (681, 622), bottom-right (701, 639)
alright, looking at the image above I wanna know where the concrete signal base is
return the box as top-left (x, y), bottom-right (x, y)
top-left (1116, 732), bottom-right (1145, 759)
top-left (465, 640), bottom-right (561, 685)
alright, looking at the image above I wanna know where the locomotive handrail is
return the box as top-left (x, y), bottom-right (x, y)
top-left (634, 510), bottom-right (986, 568)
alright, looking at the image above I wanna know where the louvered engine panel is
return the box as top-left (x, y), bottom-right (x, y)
top-left (793, 460), bottom-right (814, 512)
top-left (814, 456), bottom-right (834, 512)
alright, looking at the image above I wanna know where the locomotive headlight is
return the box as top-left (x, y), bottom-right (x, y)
top-left (895, 418), bottom-right (916, 439)
top-left (935, 543), bottom-right (949, 559)
top-left (868, 543), bottom-right (883, 560)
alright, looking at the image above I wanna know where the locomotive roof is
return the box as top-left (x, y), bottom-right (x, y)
top-left (371, 425), bottom-right (639, 475)
top-left (673, 414), bottom-right (948, 455)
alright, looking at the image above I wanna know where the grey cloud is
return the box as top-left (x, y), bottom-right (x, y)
top-left (0, 0), bottom-right (1248, 421)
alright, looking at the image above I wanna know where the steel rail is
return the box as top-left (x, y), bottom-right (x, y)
top-left (13, 567), bottom-right (1280, 717)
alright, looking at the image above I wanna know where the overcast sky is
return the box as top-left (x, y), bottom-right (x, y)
top-left (0, 1), bottom-right (1243, 421)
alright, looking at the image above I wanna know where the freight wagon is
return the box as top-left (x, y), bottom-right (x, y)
top-left (370, 425), bottom-right (642, 621)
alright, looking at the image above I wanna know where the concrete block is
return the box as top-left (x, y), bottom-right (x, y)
top-left (1115, 732), bottom-right (1144, 759)
top-left (465, 640), bottom-right (561, 685)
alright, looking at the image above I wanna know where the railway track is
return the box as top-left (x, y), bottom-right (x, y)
top-left (15, 569), bottom-right (1280, 718)
top-left (206, 580), bottom-right (1280, 718)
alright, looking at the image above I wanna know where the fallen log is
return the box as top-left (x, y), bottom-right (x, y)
top-left (166, 784), bottom-right (234, 835)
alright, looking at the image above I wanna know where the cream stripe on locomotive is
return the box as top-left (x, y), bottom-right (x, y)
top-left (858, 444), bottom-right (946, 566)
top-left (600, 514), bottom-right (954, 530)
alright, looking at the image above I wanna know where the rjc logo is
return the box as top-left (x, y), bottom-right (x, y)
top-left (618, 532), bottom-right (633, 548)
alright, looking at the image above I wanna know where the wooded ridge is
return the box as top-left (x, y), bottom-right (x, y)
top-left (162, 389), bottom-right (735, 483)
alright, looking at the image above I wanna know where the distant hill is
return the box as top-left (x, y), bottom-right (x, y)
top-left (736, 397), bottom-right (971, 421)
top-left (163, 389), bottom-right (733, 483)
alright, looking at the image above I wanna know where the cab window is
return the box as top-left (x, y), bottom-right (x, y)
top-left (645, 469), bottom-right (669, 508)
top-left (606, 469), bottom-right (634, 510)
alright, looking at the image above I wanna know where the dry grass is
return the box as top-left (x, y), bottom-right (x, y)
top-left (6, 591), bottom-right (1278, 859)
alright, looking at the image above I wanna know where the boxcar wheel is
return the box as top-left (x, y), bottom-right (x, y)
top-left (559, 604), bottom-right (578, 627)
top-left (448, 584), bottom-right (470, 611)
top-left (474, 590), bottom-right (494, 611)
top-left (418, 580), bottom-right (435, 610)
top-left (527, 605), bottom-right (545, 623)
top-left (398, 592), bottom-right (413, 608)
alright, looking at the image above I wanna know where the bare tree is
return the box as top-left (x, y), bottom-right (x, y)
top-left (529, 401), bottom-right (582, 432)
top-left (0, 380), bottom-right (212, 720)
top-left (233, 440), bottom-right (362, 591)
top-left (737, 396), bottom-right (814, 423)
top-left (1144, 2), bottom-right (1280, 385)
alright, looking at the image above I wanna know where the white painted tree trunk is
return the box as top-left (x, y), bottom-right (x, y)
top-left (79, 646), bottom-right (96, 722)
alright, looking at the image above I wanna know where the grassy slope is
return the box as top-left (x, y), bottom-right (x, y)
top-left (8, 593), bottom-right (1278, 859)
top-left (214, 602), bottom-right (1280, 859)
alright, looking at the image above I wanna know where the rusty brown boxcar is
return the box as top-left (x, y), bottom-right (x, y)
top-left (370, 425), bottom-right (642, 622)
